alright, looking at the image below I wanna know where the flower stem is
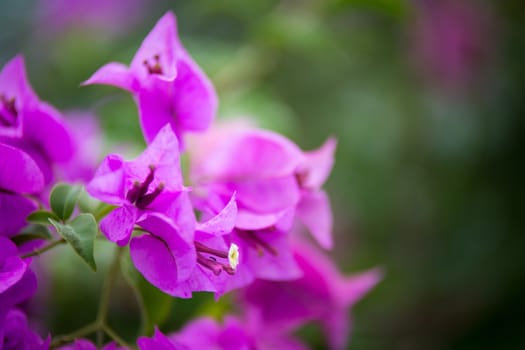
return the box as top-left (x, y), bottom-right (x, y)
top-left (50, 246), bottom-right (132, 349)
top-left (97, 246), bottom-right (124, 324)
top-left (50, 322), bottom-right (98, 348)
top-left (20, 239), bottom-right (66, 259)
top-left (103, 325), bottom-right (132, 348)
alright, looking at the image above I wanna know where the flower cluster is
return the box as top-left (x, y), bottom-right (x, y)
top-left (0, 11), bottom-right (380, 349)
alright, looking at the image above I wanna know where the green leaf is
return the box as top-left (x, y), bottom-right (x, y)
top-left (49, 214), bottom-right (97, 271)
top-left (121, 252), bottom-right (173, 335)
top-left (12, 224), bottom-right (52, 244)
top-left (49, 183), bottom-right (81, 221)
top-left (26, 210), bottom-right (60, 225)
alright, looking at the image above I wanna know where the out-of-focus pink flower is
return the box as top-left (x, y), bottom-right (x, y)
top-left (0, 308), bottom-right (50, 350)
top-left (241, 241), bottom-right (382, 350)
top-left (189, 121), bottom-right (336, 249)
top-left (58, 111), bottom-right (103, 183)
top-left (138, 317), bottom-right (308, 350)
top-left (411, 0), bottom-right (493, 89)
top-left (84, 12), bottom-right (217, 145)
top-left (36, 0), bottom-right (146, 37)
top-left (188, 121), bottom-right (336, 286)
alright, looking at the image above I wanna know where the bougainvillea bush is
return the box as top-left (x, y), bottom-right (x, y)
top-left (0, 12), bottom-right (380, 350)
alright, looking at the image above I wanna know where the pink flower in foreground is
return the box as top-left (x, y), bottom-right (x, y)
top-left (84, 11), bottom-right (217, 145)
top-left (87, 124), bottom-right (196, 293)
top-left (241, 241), bottom-right (382, 350)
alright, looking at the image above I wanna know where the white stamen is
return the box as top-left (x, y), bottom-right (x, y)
top-left (228, 243), bottom-right (240, 270)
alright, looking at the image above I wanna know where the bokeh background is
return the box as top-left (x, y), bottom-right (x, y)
top-left (1, 0), bottom-right (524, 349)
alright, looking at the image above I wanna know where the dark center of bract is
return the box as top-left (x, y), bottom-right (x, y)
top-left (295, 170), bottom-right (309, 189)
top-left (237, 230), bottom-right (278, 256)
top-left (143, 54), bottom-right (163, 75)
top-left (195, 241), bottom-right (235, 276)
top-left (0, 94), bottom-right (18, 127)
top-left (126, 165), bottom-right (164, 209)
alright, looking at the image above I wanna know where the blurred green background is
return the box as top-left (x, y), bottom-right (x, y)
top-left (2, 0), bottom-right (524, 349)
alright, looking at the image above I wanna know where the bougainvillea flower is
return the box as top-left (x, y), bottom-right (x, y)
top-left (0, 308), bottom-right (50, 350)
top-left (241, 241), bottom-right (382, 350)
top-left (0, 55), bottom-right (74, 183)
top-left (87, 124), bottom-right (188, 246)
top-left (0, 143), bottom-right (44, 237)
top-left (138, 316), bottom-right (307, 350)
top-left (83, 11), bottom-right (217, 144)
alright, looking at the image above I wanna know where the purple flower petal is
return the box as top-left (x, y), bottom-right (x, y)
top-left (138, 328), bottom-right (186, 350)
top-left (233, 176), bottom-right (300, 214)
top-left (194, 128), bottom-right (303, 180)
top-left (296, 190), bottom-right (333, 249)
top-left (86, 154), bottom-right (126, 205)
top-left (235, 207), bottom-right (293, 232)
top-left (82, 62), bottom-right (138, 92)
top-left (196, 193), bottom-right (237, 235)
top-left (0, 237), bottom-right (28, 293)
top-left (0, 143), bottom-right (44, 194)
top-left (297, 137), bottom-right (336, 189)
top-left (147, 191), bottom-right (195, 242)
top-left (130, 234), bottom-right (184, 296)
top-left (22, 102), bottom-right (75, 162)
top-left (126, 124), bottom-right (182, 191)
top-left (130, 12), bottom-right (179, 81)
top-left (0, 192), bottom-right (37, 238)
top-left (0, 257), bottom-right (28, 294)
top-left (0, 269), bottom-right (37, 321)
top-left (337, 268), bottom-right (383, 306)
top-left (234, 229), bottom-right (302, 281)
top-left (135, 213), bottom-right (195, 281)
top-left (172, 53), bottom-right (218, 133)
top-left (136, 85), bottom-right (177, 144)
top-left (100, 205), bottom-right (137, 246)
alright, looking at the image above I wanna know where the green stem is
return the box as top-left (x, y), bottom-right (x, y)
top-left (50, 246), bottom-right (132, 349)
top-left (103, 325), bottom-right (133, 348)
top-left (96, 246), bottom-right (124, 324)
top-left (20, 239), bottom-right (66, 259)
top-left (50, 322), bottom-right (98, 348)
